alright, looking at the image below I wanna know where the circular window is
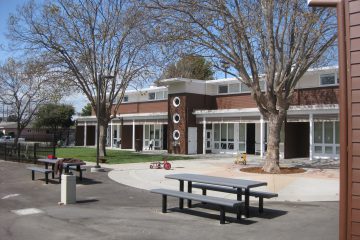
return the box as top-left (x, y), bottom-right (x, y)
top-left (173, 113), bottom-right (180, 123)
top-left (173, 97), bottom-right (181, 107)
top-left (173, 130), bottom-right (180, 140)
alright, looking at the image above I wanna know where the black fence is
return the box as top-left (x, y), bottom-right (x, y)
top-left (0, 142), bottom-right (56, 163)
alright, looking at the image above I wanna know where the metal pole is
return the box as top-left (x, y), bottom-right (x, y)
top-left (95, 75), bottom-right (101, 169)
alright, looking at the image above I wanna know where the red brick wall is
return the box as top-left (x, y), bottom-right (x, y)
top-left (215, 93), bottom-right (257, 109)
top-left (116, 101), bottom-right (167, 114)
top-left (290, 87), bottom-right (339, 105)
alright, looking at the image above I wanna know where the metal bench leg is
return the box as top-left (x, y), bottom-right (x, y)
top-left (201, 188), bottom-right (207, 204)
top-left (237, 188), bottom-right (242, 201)
top-left (237, 205), bottom-right (242, 221)
top-left (259, 197), bottom-right (264, 213)
top-left (179, 180), bottom-right (184, 209)
top-left (79, 169), bottom-right (83, 181)
top-left (187, 181), bottom-right (192, 208)
top-left (220, 206), bottom-right (226, 224)
top-left (45, 173), bottom-right (49, 184)
top-left (31, 170), bottom-right (35, 181)
top-left (245, 188), bottom-right (250, 218)
top-left (51, 165), bottom-right (55, 179)
top-left (162, 195), bottom-right (167, 213)
top-left (202, 188), bottom-right (207, 196)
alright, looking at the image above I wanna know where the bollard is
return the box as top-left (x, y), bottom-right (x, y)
top-left (61, 174), bottom-right (76, 204)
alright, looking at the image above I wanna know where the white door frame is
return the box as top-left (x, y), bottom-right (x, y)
top-left (188, 127), bottom-right (197, 154)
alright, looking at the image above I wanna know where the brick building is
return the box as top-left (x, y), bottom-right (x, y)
top-left (76, 66), bottom-right (340, 160)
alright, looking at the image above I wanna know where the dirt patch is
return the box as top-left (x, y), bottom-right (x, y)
top-left (240, 166), bottom-right (306, 174)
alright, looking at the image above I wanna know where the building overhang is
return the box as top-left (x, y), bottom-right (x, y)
top-left (193, 104), bottom-right (339, 120)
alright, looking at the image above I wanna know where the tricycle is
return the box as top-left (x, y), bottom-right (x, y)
top-left (150, 158), bottom-right (171, 170)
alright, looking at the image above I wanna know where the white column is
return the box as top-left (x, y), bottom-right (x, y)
top-left (132, 120), bottom-right (135, 150)
top-left (260, 116), bottom-right (265, 158)
top-left (117, 124), bottom-right (121, 149)
top-left (203, 117), bottom-right (206, 155)
top-left (83, 122), bottom-right (87, 147)
top-left (309, 113), bottom-right (314, 161)
top-left (110, 122), bottom-right (113, 148)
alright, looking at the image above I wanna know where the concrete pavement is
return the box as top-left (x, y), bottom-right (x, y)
top-left (0, 160), bottom-right (338, 240)
top-left (106, 155), bottom-right (339, 202)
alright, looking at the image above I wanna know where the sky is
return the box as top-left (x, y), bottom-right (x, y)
top-left (0, 0), bottom-right (88, 113)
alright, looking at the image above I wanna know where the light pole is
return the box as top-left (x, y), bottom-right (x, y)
top-left (92, 74), bottom-right (115, 172)
top-left (220, 60), bottom-right (230, 79)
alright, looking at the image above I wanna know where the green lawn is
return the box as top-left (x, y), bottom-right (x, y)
top-left (55, 147), bottom-right (194, 164)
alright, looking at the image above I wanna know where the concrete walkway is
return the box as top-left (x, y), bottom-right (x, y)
top-left (104, 155), bottom-right (339, 202)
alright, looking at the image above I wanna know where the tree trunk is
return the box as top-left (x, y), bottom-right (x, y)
top-left (99, 122), bottom-right (108, 157)
top-left (262, 113), bottom-right (285, 173)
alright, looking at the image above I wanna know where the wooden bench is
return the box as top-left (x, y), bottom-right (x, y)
top-left (192, 183), bottom-right (278, 213)
top-left (27, 167), bottom-right (54, 184)
top-left (151, 188), bottom-right (243, 224)
top-left (68, 166), bottom-right (86, 180)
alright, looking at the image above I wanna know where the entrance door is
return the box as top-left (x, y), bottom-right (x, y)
top-left (206, 130), bottom-right (212, 151)
top-left (246, 123), bottom-right (255, 154)
top-left (188, 127), bottom-right (197, 154)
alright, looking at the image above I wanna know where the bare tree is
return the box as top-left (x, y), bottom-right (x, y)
top-left (0, 58), bottom-right (58, 145)
top-left (7, 0), bottom-right (159, 157)
top-left (148, 0), bottom-right (337, 173)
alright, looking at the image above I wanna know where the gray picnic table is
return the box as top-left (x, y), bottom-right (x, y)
top-left (37, 158), bottom-right (86, 182)
top-left (165, 173), bottom-right (267, 218)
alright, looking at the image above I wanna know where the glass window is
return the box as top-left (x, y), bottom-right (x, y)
top-left (214, 124), bottom-right (220, 141)
top-left (214, 142), bottom-right (219, 149)
top-left (314, 146), bottom-right (322, 153)
top-left (155, 92), bottom-right (163, 100)
top-left (148, 92), bottom-right (155, 100)
top-left (229, 84), bottom-right (239, 93)
top-left (239, 123), bottom-right (246, 141)
top-left (336, 146), bottom-right (340, 154)
top-left (145, 125), bottom-right (149, 139)
top-left (228, 124), bottom-right (234, 141)
top-left (239, 143), bottom-right (246, 152)
top-left (155, 128), bottom-right (160, 139)
top-left (218, 85), bottom-right (228, 94)
top-left (335, 121), bottom-right (339, 144)
top-left (221, 124), bottom-right (227, 141)
top-left (123, 95), bottom-right (129, 102)
top-left (314, 122), bottom-right (323, 144)
top-left (241, 83), bottom-right (250, 92)
top-left (324, 122), bottom-right (333, 144)
top-left (325, 146), bottom-right (333, 154)
top-left (320, 73), bottom-right (336, 86)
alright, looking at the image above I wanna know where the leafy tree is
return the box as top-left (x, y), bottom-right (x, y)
top-left (34, 104), bottom-right (75, 144)
top-left (161, 55), bottom-right (213, 80)
top-left (8, 0), bottom-right (160, 157)
top-left (0, 58), bottom-right (62, 145)
top-left (149, 0), bottom-right (337, 173)
top-left (80, 103), bottom-right (92, 117)
top-left (34, 104), bottom-right (74, 131)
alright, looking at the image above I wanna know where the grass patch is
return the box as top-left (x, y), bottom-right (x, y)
top-left (55, 147), bottom-right (194, 164)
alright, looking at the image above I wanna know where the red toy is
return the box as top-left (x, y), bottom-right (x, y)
top-left (47, 154), bottom-right (57, 159)
top-left (150, 158), bottom-right (171, 170)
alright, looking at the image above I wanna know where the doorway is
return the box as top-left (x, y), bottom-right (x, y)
top-left (246, 123), bottom-right (255, 154)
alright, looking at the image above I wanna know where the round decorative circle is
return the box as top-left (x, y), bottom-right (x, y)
top-left (173, 113), bottom-right (180, 123)
top-left (173, 97), bottom-right (181, 107)
top-left (173, 130), bottom-right (180, 140)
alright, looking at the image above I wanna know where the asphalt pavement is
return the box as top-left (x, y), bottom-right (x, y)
top-left (0, 160), bottom-right (338, 240)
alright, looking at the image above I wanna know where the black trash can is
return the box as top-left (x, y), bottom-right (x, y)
top-left (135, 139), bottom-right (142, 152)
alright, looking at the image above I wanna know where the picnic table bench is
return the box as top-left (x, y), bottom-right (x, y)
top-left (192, 183), bottom-right (278, 213)
top-left (27, 166), bottom-right (53, 184)
top-left (165, 173), bottom-right (268, 218)
top-left (151, 188), bottom-right (243, 224)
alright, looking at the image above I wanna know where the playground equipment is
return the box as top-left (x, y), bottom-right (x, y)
top-left (234, 152), bottom-right (247, 165)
